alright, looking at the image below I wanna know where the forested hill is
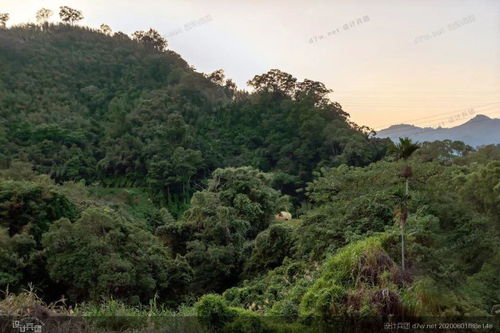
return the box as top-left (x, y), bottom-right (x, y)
top-left (1, 22), bottom-right (499, 331)
top-left (0, 24), bottom-right (387, 212)
top-left (377, 115), bottom-right (500, 147)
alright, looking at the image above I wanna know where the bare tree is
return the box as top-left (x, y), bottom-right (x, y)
top-left (100, 24), bottom-right (112, 35)
top-left (59, 6), bottom-right (83, 24)
top-left (36, 8), bottom-right (53, 25)
top-left (0, 13), bottom-right (9, 28)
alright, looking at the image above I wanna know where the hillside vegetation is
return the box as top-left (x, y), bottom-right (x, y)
top-left (0, 23), bottom-right (499, 332)
top-left (0, 24), bottom-right (387, 214)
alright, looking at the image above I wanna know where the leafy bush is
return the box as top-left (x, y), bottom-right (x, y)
top-left (0, 179), bottom-right (76, 243)
top-left (243, 222), bottom-right (296, 277)
top-left (161, 167), bottom-right (289, 293)
top-left (42, 208), bottom-right (191, 304)
top-left (195, 294), bottom-right (236, 332)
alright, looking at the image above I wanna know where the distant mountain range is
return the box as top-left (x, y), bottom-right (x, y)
top-left (376, 114), bottom-right (500, 147)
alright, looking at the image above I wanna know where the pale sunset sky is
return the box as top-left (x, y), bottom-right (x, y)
top-left (2, 0), bottom-right (500, 130)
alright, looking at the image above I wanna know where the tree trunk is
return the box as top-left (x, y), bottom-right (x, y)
top-left (401, 223), bottom-right (405, 271)
top-left (401, 177), bottom-right (409, 271)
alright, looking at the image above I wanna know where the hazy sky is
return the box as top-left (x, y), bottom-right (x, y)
top-left (3, 0), bottom-right (500, 129)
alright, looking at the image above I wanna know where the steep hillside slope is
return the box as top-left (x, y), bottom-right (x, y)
top-left (0, 24), bottom-right (387, 211)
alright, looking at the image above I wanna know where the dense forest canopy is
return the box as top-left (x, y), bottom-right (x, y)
top-left (0, 18), bottom-right (499, 332)
top-left (0, 23), bottom-right (388, 215)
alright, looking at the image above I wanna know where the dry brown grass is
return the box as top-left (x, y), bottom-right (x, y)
top-left (0, 286), bottom-right (88, 332)
top-left (0, 285), bottom-right (69, 317)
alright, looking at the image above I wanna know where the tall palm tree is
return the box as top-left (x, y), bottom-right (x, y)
top-left (393, 137), bottom-right (420, 195)
top-left (391, 137), bottom-right (419, 271)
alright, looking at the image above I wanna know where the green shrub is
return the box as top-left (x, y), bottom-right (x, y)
top-left (299, 236), bottom-right (387, 317)
top-left (195, 294), bottom-right (236, 332)
top-left (42, 208), bottom-right (190, 304)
